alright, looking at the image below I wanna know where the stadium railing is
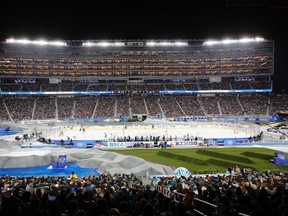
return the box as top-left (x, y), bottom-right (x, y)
top-left (155, 185), bottom-right (219, 215)
top-left (155, 184), bottom-right (252, 216)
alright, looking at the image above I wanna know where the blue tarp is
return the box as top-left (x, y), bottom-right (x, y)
top-left (0, 126), bottom-right (19, 136)
top-left (273, 152), bottom-right (288, 166)
top-left (0, 162), bottom-right (100, 178)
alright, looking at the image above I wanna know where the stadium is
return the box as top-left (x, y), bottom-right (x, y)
top-left (1, 37), bottom-right (288, 216)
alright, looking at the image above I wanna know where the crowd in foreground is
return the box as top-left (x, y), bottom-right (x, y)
top-left (0, 166), bottom-right (288, 216)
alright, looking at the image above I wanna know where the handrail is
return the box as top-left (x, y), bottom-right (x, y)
top-left (194, 197), bottom-right (218, 208)
top-left (155, 184), bottom-right (251, 216)
top-left (193, 209), bottom-right (208, 216)
top-left (237, 213), bottom-right (250, 216)
top-left (155, 185), bottom-right (218, 215)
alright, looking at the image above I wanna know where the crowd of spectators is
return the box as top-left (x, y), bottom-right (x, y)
top-left (200, 96), bottom-right (220, 116)
top-left (219, 96), bottom-right (245, 116)
top-left (74, 97), bottom-right (96, 119)
top-left (34, 97), bottom-right (56, 120)
top-left (5, 97), bottom-right (34, 120)
top-left (0, 166), bottom-right (287, 216)
top-left (158, 97), bottom-right (185, 118)
top-left (1, 93), bottom-right (288, 121)
top-left (130, 97), bottom-right (147, 115)
top-left (238, 94), bottom-right (270, 117)
top-left (0, 76), bottom-right (285, 121)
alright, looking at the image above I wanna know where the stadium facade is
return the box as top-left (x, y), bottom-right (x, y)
top-left (0, 38), bottom-right (274, 80)
top-left (1, 38), bottom-right (285, 123)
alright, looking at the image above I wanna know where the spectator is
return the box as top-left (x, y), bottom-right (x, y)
top-left (69, 171), bottom-right (78, 182)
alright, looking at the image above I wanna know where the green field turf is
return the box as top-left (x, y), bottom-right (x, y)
top-left (104, 147), bottom-right (288, 174)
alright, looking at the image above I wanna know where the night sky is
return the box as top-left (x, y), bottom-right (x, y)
top-left (1, 1), bottom-right (287, 92)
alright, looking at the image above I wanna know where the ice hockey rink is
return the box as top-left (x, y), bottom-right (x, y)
top-left (37, 119), bottom-right (261, 145)
top-left (46, 122), bottom-right (250, 141)
top-left (1, 118), bottom-right (287, 148)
